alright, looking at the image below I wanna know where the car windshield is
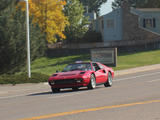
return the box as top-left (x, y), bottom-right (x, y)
top-left (62, 63), bottom-right (92, 72)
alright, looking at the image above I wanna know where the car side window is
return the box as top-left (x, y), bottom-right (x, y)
top-left (92, 63), bottom-right (101, 71)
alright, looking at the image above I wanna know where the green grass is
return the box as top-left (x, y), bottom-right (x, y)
top-left (114, 49), bottom-right (160, 70)
top-left (31, 54), bottom-right (90, 75)
top-left (31, 49), bottom-right (160, 75)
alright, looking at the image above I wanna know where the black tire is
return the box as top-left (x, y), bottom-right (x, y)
top-left (72, 87), bottom-right (79, 91)
top-left (104, 72), bottom-right (113, 87)
top-left (51, 88), bottom-right (60, 93)
top-left (87, 74), bottom-right (96, 89)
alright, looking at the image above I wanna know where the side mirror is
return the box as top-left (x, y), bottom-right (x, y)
top-left (102, 69), bottom-right (106, 73)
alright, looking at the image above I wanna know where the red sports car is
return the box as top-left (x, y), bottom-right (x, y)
top-left (48, 61), bottom-right (114, 93)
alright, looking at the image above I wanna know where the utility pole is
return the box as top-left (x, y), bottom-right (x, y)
top-left (25, 0), bottom-right (31, 78)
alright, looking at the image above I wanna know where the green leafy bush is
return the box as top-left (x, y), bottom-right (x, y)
top-left (0, 73), bottom-right (49, 85)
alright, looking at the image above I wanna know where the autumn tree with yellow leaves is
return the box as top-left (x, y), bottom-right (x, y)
top-left (19, 0), bottom-right (69, 43)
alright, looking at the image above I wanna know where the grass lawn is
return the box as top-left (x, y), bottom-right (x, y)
top-left (31, 49), bottom-right (160, 76)
top-left (31, 54), bottom-right (90, 75)
top-left (114, 49), bottom-right (160, 70)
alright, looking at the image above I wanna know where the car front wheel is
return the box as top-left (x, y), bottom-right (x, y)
top-left (87, 74), bottom-right (96, 89)
top-left (51, 88), bottom-right (60, 93)
top-left (104, 72), bottom-right (113, 87)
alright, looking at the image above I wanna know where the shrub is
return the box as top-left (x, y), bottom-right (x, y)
top-left (0, 73), bottom-right (49, 85)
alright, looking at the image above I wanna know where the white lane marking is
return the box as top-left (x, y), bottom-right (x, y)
top-left (0, 90), bottom-right (50, 100)
top-left (147, 79), bottom-right (160, 83)
top-left (0, 94), bottom-right (29, 99)
top-left (0, 91), bottom-right (8, 94)
top-left (114, 71), bottom-right (160, 82)
top-left (0, 89), bottom-right (89, 100)
top-left (8, 88), bottom-right (34, 92)
top-left (0, 85), bottom-right (49, 95)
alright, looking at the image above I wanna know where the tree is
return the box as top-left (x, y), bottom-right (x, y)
top-left (0, 0), bottom-right (11, 10)
top-left (80, 0), bottom-right (108, 15)
top-left (0, 0), bottom-right (20, 13)
top-left (0, 2), bottom-right (46, 74)
top-left (19, 0), bottom-right (69, 43)
top-left (64, 0), bottom-right (89, 43)
top-left (112, 0), bottom-right (160, 10)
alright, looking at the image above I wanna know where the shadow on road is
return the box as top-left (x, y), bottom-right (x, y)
top-left (27, 87), bottom-right (102, 96)
top-left (27, 91), bottom-right (52, 96)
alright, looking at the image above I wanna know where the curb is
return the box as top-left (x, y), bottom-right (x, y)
top-left (115, 64), bottom-right (160, 76)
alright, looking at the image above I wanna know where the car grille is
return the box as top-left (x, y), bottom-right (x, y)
top-left (55, 79), bottom-right (77, 85)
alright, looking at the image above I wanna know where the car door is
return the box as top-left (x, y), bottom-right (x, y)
top-left (92, 63), bottom-right (106, 84)
top-left (98, 63), bottom-right (108, 83)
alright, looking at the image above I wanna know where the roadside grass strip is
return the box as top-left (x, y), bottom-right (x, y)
top-left (20, 100), bottom-right (160, 120)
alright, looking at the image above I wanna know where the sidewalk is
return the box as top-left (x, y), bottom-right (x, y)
top-left (115, 64), bottom-right (160, 76)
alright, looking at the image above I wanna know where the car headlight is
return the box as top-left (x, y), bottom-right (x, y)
top-left (50, 81), bottom-right (55, 85)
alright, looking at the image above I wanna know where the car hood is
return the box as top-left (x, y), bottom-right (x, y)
top-left (49, 70), bottom-right (85, 80)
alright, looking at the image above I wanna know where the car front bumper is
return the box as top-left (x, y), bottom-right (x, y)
top-left (48, 78), bottom-right (90, 88)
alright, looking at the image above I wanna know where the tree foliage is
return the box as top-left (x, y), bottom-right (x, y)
top-left (0, 0), bottom-right (18, 11)
top-left (19, 0), bottom-right (69, 43)
top-left (80, 0), bottom-right (108, 15)
top-left (64, 0), bottom-right (89, 43)
top-left (0, 2), bottom-right (46, 74)
top-left (112, 0), bottom-right (160, 10)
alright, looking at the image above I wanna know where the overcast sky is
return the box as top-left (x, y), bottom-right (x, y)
top-left (100, 0), bottom-right (114, 16)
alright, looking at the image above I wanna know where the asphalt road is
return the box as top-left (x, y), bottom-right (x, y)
top-left (0, 69), bottom-right (160, 120)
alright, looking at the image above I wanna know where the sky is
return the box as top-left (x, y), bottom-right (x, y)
top-left (100, 0), bottom-right (114, 16)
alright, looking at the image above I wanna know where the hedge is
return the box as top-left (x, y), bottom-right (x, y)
top-left (0, 73), bottom-right (49, 85)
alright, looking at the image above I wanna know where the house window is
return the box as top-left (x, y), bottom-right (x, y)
top-left (143, 18), bottom-right (156, 28)
top-left (107, 19), bottom-right (114, 28)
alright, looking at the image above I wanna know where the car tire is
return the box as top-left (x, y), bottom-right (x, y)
top-left (104, 72), bottom-right (113, 87)
top-left (87, 74), bottom-right (96, 89)
top-left (51, 88), bottom-right (60, 93)
top-left (72, 87), bottom-right (79, 91)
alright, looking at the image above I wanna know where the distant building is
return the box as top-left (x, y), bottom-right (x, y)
top-left (90, 1), bottom-right (160, 48)
top-left (62, 1), bottom-right (160, 49)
